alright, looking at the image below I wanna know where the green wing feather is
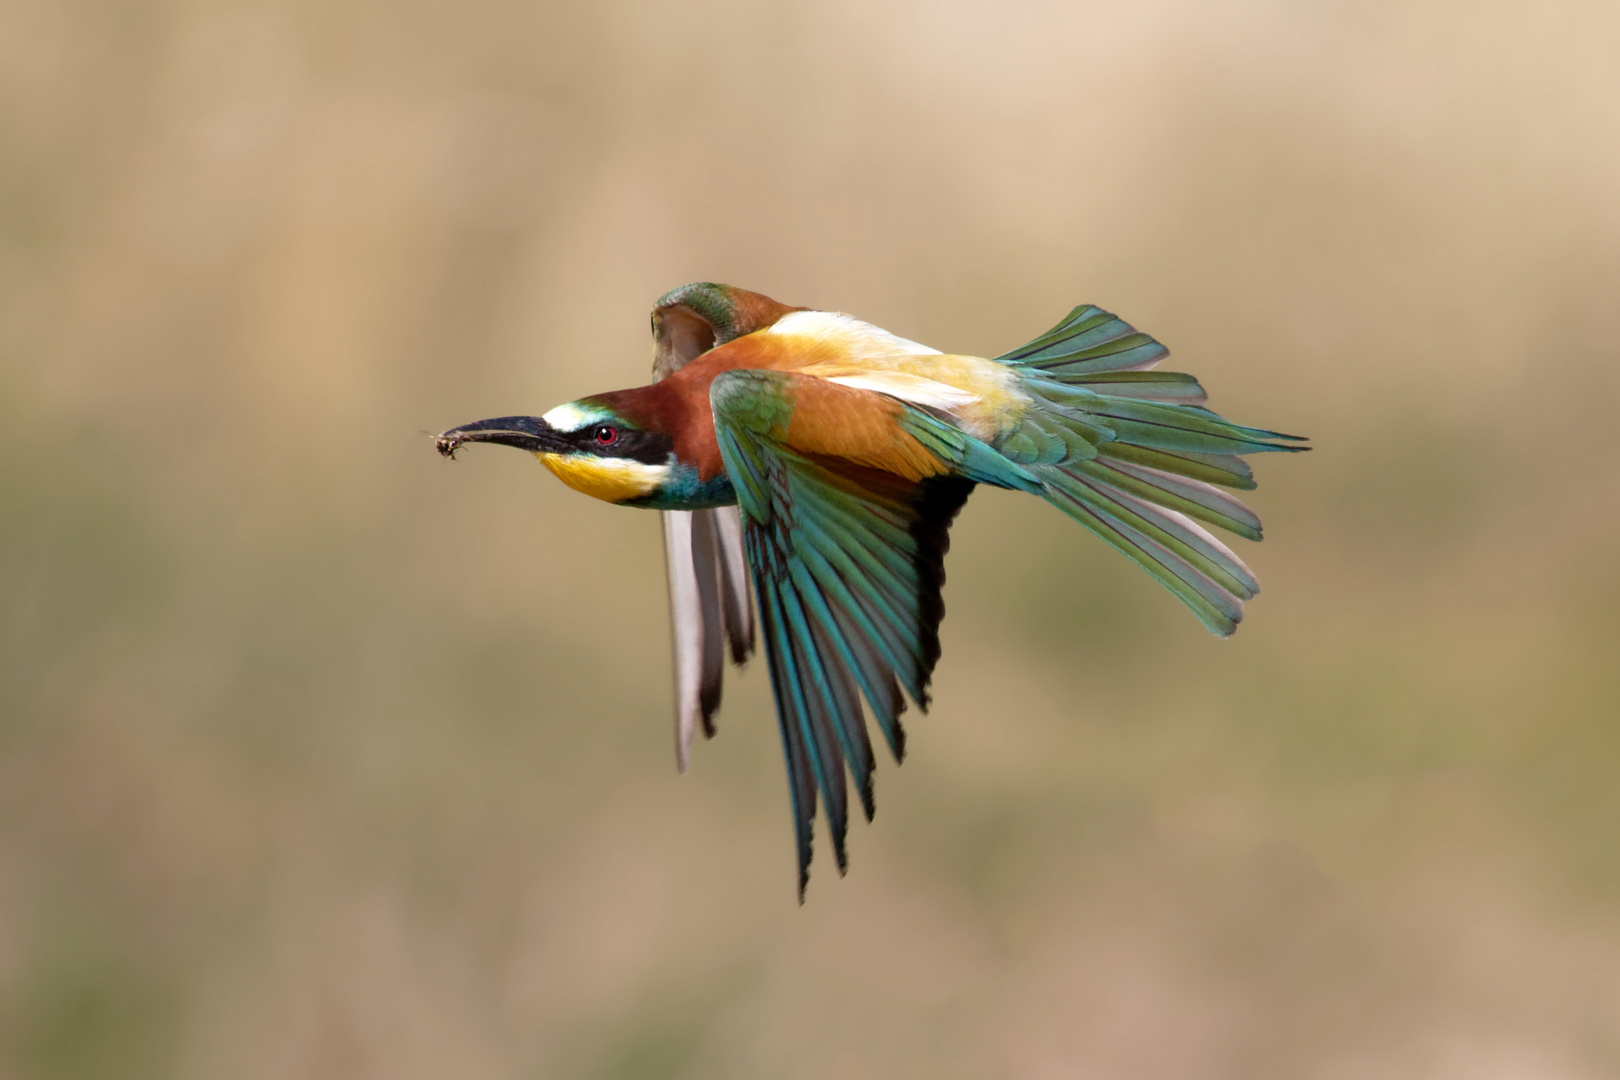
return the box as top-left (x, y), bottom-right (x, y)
top-left (703, 307), bottom-right (1305, 891)
top-left (712, 369), bottom-right (972, 897)
top-left (994, 305), bottom-right (1307, 636)
top-left (994, 304), bottom-right (1169, 371)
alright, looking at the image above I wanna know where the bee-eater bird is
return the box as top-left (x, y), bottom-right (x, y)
top-left (436, 283), bottom-right (1306, 897)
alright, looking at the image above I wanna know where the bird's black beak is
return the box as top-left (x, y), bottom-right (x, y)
top-left (435, 415), bottom-right (570, 458)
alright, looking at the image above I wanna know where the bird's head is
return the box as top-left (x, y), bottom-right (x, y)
top-left (436, 398), bottom-right (675, 505)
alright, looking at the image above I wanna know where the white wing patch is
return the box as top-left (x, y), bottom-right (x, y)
top-left (825, 372), bottom-right (979, 411)
top-left (768, 308), bottom-right (1030, 442)
top-left (767, 310), bottom-right (941, 357)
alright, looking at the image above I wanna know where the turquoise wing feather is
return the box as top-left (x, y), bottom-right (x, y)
top-left (711, 369), bottom-right (973, 898)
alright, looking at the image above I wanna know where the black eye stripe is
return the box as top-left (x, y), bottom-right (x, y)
top-left (575, 426), bottom-right (674, 465)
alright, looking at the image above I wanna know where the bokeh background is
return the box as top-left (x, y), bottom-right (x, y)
top-left (4, 0), bottom-right (1620, 1076)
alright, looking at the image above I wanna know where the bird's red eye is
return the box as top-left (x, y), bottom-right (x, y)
top-left (593, 425), bottom-right (619, 447)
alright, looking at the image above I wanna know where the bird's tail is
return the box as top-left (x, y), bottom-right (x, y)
top-left (992, 305), bottom-right (1308, 636)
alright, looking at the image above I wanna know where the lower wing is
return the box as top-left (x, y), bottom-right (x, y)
top-left (662, 508), bottom-right (753, 771)
top-left (711, 368), bottom-right (995, 897)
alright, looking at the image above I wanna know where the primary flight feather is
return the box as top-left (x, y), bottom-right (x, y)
top-left (436, 283), bottom-right (1307, 897)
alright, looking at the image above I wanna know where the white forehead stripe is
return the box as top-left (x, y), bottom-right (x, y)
top-left (542, 401), bottom-right (612, 432)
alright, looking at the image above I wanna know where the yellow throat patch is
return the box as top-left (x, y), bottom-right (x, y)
top-left (538, 452), bottom-right (667, 504)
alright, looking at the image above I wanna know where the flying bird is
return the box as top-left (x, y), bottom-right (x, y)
top-left (436, 283), bottom-right (1306, 896)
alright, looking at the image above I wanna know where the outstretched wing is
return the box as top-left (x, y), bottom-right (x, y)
top-left (651, 287), bottom-right (759, 771)
top-left (993, 304), bottom-right (1309, 636)
top-left (710, 368), bottom-right (992, 898)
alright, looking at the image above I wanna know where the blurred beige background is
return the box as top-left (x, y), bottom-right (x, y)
top-left (3, 0), bottom-right (1619, 1077)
